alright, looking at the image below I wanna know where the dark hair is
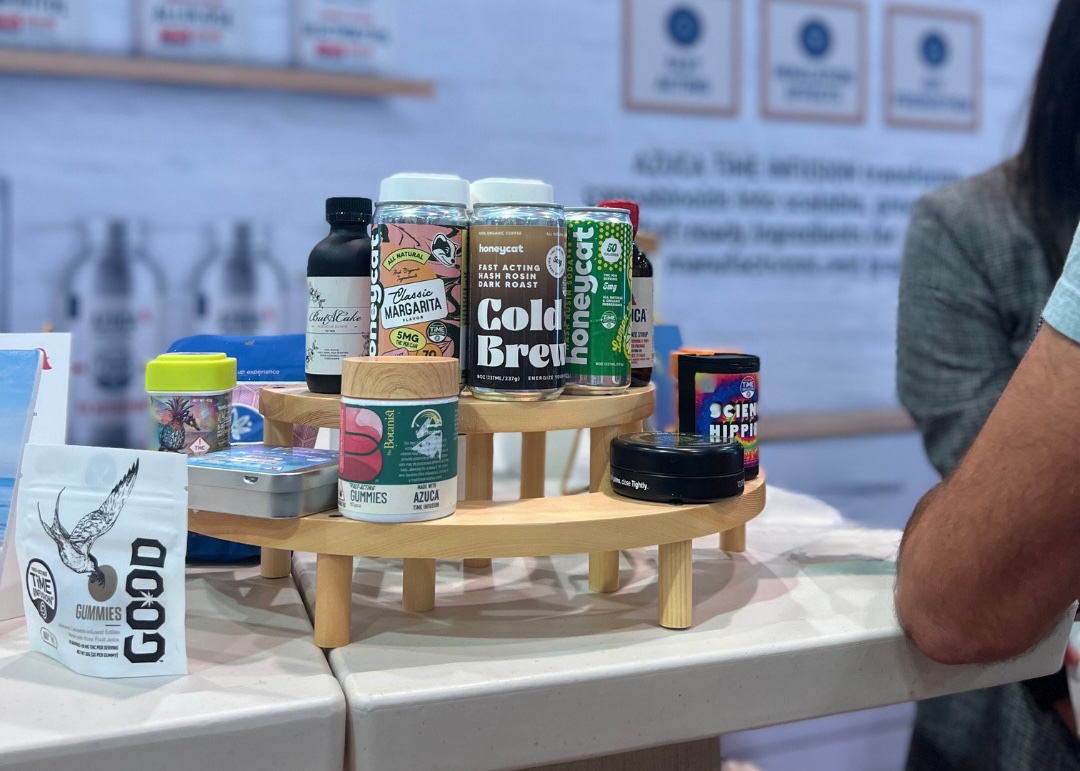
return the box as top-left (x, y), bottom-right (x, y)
top-left (1012, 0), bottom-right (1080, 278)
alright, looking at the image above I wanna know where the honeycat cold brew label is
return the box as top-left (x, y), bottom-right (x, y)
top-left (339, 399), bottom-right (458, 521)
top-left (371, 223), bottom-right (465, 364)
top-left (16, 445), bottom-right (188, 678)
top-left (468, 224), bottom-right (567, 392)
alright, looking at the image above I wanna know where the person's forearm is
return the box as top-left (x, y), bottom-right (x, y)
top-left (896, 326), bottom-right (1080, 664)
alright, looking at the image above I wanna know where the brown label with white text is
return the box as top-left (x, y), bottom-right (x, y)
top-left (468, 224), bottom-right (566, 392)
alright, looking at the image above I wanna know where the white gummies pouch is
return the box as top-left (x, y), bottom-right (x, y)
top-left (16, 445), bottom-right (188, 678)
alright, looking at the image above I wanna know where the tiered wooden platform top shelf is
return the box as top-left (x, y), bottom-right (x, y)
top-left (258, 384), bottom-right (656, 433)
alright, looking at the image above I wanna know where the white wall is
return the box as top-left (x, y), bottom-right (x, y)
top-left (0, 0), bottom-right (1059, 415)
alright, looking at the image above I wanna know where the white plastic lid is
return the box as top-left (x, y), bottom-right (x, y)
top-left (378, 173), bottom-right (470, 206)
top-left (470, 177), bottom-right (555, 206)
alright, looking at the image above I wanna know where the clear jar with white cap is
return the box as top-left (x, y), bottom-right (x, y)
top-left (467, 178), bottom-right (567, 402)
top-left (371, 173), bottom-right (470, 388)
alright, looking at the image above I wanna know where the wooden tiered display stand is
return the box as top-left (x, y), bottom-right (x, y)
top-left (188, 384), bottom-right (766, 648)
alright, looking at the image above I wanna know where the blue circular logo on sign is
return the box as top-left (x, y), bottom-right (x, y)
top-left (920, 32), bottom-right (948, 67)
top-left (667, 7), bottom-right (702, 47)
top-left (800, 19), bottom-right (831, 58)
top-left (231, 404), bottom-right (263, 443)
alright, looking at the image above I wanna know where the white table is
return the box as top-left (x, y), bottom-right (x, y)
top-left (0, 565), bottom-right (345, 771)
top-left (292, 488), bottom-right (1072, 771)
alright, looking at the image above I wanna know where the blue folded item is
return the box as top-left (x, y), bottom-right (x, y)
top-left (167, 334), bottom-right (305, 381)
top-left (169, 334), bottom-right (307, 564)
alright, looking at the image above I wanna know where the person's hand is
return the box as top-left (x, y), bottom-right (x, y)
top-left (1066, 644), bottom-right (1079, 669)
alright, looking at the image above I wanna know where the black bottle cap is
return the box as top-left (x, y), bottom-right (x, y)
top-left (611, 432), bottom-right (744, 477)
top-left (326, 197), bottom-right (373, 223)
top-left (678, 353), bottom-right (760, 375)
top-left (609, 432), bottom-right (745, 503)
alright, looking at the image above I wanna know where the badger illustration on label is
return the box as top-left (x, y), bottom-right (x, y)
top-left (371, 222), bottom-right (465, 362)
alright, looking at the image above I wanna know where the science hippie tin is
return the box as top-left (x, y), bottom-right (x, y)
top-left (609, 432), bottom-right (744, 504)
top-left (187, 446), bottom-right (339, 519)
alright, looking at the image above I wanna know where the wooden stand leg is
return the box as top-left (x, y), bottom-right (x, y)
top-left (402, 558), bottom-right (436, 612)
top-left (314, 553), bottom-right (354, 648)
top-left (260, 547), bottom-right (292, 579)
top-left (589, 551), bottom-right (621, 594)
top-left (464, 433), bottom-right (495, 569)
top-left (258, 418), bottom-right (297, 578)
top-left (520, 432), bottom-right (546, 499)
top-left (720, 524), bottom-right (746, 553)
top-left (263, 416), bottom-right (293, 448)
top-left (588, 424), bottom-right (628, 593)
top-left (658, 540), bottom-right (692, 629)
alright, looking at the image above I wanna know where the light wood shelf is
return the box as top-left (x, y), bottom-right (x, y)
top-left (0, 48), bottom-right (434, 99)
top-left (187, 385), bottom-right (766, 647)
top-left (260, 384), bottom-right (657, 434)
top-left (190, 474), bottom-right (765, 560)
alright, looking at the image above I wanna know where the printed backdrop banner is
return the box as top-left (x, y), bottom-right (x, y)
top-left (0, 0), bottom-right (1057, 433)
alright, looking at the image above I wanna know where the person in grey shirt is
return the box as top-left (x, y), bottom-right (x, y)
top-left (896, 1), bottom-right (1080, 767)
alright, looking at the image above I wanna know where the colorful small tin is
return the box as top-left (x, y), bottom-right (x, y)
top-left (187, 446), bottom-right (339, 519)
top-left (677, 353), bottom-right (760, 479)
top-left (146, 352), bottom-right (237, 455)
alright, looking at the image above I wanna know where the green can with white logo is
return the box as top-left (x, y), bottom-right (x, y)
top-left (564, 207), bottom-right (633, 394)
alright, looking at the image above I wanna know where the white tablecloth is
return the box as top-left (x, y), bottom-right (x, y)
top-left (292, 487), bottom-right (1071, 771)
top-left (0, 565), bottom-right (345, 771)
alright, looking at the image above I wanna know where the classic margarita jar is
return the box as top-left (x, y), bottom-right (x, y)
top-left (145, 352), bottom-right (237, 455)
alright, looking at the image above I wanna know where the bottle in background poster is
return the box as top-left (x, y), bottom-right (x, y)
top-left (130, 221), bottom-right (168, 441)
top-left (255, 222), bottom-right (291, 333)
top-left (65, 219), bottom-right (136, 448)
top-left (194, 221), bottom-right (286, 337)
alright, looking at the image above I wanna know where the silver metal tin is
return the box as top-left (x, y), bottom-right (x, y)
top-left (187, 446), bottom-right (338, 519)
top-left (468, 202), bottom-right (566, 402)
top-left (564, 207), bottom-right (632, 395)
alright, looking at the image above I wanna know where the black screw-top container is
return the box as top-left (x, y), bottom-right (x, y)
top-left (305, 197), bottom-right (374, 394)
top-left (610, 432), bottom-right (744, 504)
top-left (677, 353), bottom-right (760, 479)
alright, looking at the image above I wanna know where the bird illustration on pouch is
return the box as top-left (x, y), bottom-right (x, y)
top-left (38, 460), bottom-right (139, 586)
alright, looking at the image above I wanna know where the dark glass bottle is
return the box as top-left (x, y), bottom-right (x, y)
top-left (598, 199), bottom-right (653, 386)
top-left (630, 236), bottom-right (654, 387)
top-left (305, 197), bottom-right (374, 394)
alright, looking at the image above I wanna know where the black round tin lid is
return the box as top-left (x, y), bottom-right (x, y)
top-left (677, 353), bottom-right (759, 374)
top-left (610, 432), bottom-right (744, 477)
